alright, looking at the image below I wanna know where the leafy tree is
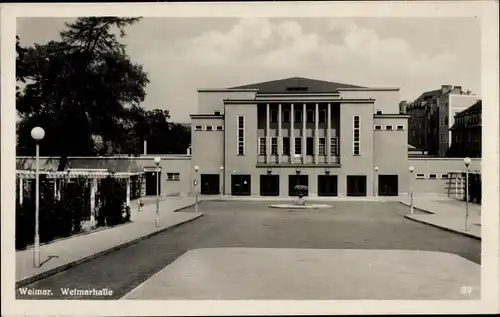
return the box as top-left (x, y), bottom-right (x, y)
top-left (16, 17), bottom-right (149, 170)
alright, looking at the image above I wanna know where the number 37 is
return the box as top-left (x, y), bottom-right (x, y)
top-left (461, 286), bottom-right (473, 294)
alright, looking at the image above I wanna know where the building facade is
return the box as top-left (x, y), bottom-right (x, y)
top-left (190, 77), bottom-right (410, 197)
top-left (407, 85), bottom-right (478, 157)
top-left (15, 78), bottom-right (482, 199)
top-left (449, 100), bottom-right (482, 158)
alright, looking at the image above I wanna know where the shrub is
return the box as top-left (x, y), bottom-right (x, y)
top-left (97, 176), bottom-right (130, 227)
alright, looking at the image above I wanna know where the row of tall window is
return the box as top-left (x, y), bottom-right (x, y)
top-left (269, 109), bottom-right (329, 123)
top-left (258, 137), bottom-right (339, 156)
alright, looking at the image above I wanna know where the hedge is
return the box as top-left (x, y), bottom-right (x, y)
top-left (15, 175), bottom-right (134, 250)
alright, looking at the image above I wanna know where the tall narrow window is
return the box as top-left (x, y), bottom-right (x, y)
top-left (306, 137), bottom-right (314, 155)
top-left (353, 116), bottom-right (360, 155)
top-left (259, 137), bottom-right (266, 155)
top-left (319, 138), bottom-right (326, 155)
top-left (294, 138), bottom-right (302, 155)
top-left (283, 137), bottom-right (290, 155)
top-left (331, 137), bottom-right (338, 156)
top-left (238, 116), bottom-right (245, 155)
top-left (306, 109), bottom-right (314, 122)
top-left (271, 137), bottom-right (278, 155)
top-left (271, 110), bottom-right (278, 123)
top-left (294, 110), bottom-right (302, 123)
top-left (319, 109), bottom-right (326, 123)
top-left (283, 110), bottom-right (290, 123)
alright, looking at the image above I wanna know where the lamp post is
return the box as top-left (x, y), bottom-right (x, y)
top-left (464, 157), bottom-right (471, 231)
top-left (31, 126), bottom-right (45, 268)
top-left (220, 166), bottom-right (224, 199)
top-left (154, 157), bottom-right (161, 228)
top-left (194, 165), bottom-right (199, 213)
top-left (374, 166), bottom-right (378, 197)
top-left (409, 166), bottom-right (415, 214)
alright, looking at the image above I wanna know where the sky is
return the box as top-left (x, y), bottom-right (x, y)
top-left (16, 17), bottom-right (481, 123)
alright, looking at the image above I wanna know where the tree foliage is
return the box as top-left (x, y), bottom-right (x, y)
top-left (16, 17), bottom-right (191, 167)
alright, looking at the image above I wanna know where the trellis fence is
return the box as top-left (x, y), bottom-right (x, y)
top-left (446, 170), bottom-right (481, 204)
top-left (15, 169), bottom-right (145, 249)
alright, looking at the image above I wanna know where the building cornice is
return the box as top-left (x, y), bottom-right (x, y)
top-left (223, 99), bottom-right (375, 104)
top-left (256, 93), bottom-right (340, 97)
top-left (189, 114), bottom-right (224, 119)
top-left (197, 89), bottom-right (259, 92)
top-left (337, 87), bottom-right (400, 91)
top-left (374, 114), bottom-right (410, 118)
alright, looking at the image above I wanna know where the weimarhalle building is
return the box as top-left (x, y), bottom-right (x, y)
top-left (191, 77), bottom-right (410, 197)
top-left (17, 77), bottom-right (481, 198)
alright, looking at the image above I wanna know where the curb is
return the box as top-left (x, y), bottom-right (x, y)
top-left (173, 202), bottom-right (197, 212)
top-left (398, 201), bottom-right (435, 214)
top-left (15, 212), bottom-right (204, 288)
top-left (404, 215), bottom-right (481, 241)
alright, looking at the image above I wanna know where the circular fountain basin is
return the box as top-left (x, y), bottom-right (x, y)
top-left (269, 204), bottom-right (333, 209)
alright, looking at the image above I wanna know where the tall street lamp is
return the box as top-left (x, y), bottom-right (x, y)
top-left (373, 166), bottom-right (379, 197)
top-left (154, 156), bottom-right (161, 228)
top-left (220, 166), bottom-right (224, 199)
top-left (464, 157), bottom-right (471, 231)
top-left (194, 165), bottom-right (199, 213)
top-left (31, 126), bottom-right (45, 268)
top-left (409, 166), bottom-right (415, 215)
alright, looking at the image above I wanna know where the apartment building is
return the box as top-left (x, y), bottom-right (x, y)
top-left (449, 100), bottom-right (482, 158)
top-left (407, 85), bottom-right (478, 156)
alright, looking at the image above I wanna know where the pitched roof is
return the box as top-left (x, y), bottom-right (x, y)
top-left (456, 100), bottom-right (482, 117)
top-left (230, 77), bottom-right (365, 93)
top-left (414, 89), bottom-right (442, 103)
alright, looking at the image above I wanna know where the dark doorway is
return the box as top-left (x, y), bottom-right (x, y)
top-left (145, 170), bottom-right (161, 196)
top-left (231, 175), bottom-right (251, 196)
top-left (201, 174), bottom-right (220, 195)
top-left (288, 175), bottom-right (309, 196)
top-left (346, 175), bottom-right (367, 197)
top-left (378, 175), bottom-right (398, 196)
top-left (318, 175), bottom-right (338, 196)
top-left (260, 175), bottom-right (280, 196)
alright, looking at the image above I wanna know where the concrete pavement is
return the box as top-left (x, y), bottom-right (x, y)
top-left (399, 196), bottom-right (481, 240)
top-left (123, 248), bottom-right (480, 300)
top-left (16, 196), bottom-right (202, 287)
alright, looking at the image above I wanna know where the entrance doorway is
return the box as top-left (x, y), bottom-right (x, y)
top-left (145, 170), bottom-right (161, 196)
top-left (231, 175), bottom-right (251, 196)
top-left (260, 175), bottom-right (280, 196)
top-left (201, 174), bottom-right (220, 195)
top-left (378, 175), bottom-right (398, 196)
top-left (346, 175), bottom-right (367, 196)
top-left (288, 175), bottom-right (309, 196)
top-left (318, 175), bottom-right (338, 196)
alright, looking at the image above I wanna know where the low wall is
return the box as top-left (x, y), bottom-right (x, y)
top-left (408, 157), bottom-right (481, 194)
top-left (16, 155), bottom-right (192, 196)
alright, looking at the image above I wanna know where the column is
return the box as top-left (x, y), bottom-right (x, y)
top-left (266, 103), bottom-right (270, 164)
top-left (327, 103), bottom-right (332, 164)
top-left (278, 103), bottom-right (282, 164)
top-left (314, 103), bottom-right (319, 163)
top-left (302, 103), bottom-right (306, 164)
top-left (19, 177), bottom-right (23, 205)
top-left (290, 103), bottom-right (295, 164)
top-left (54, 179), bottom-right (58, 199)
top-left (90, 178), bottom-right (97, 227)
top-left (126, 177), bottom-right (131, 207)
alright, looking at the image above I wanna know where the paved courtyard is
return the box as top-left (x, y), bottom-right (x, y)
top-left (16, 200), bottom-right (481, 300)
